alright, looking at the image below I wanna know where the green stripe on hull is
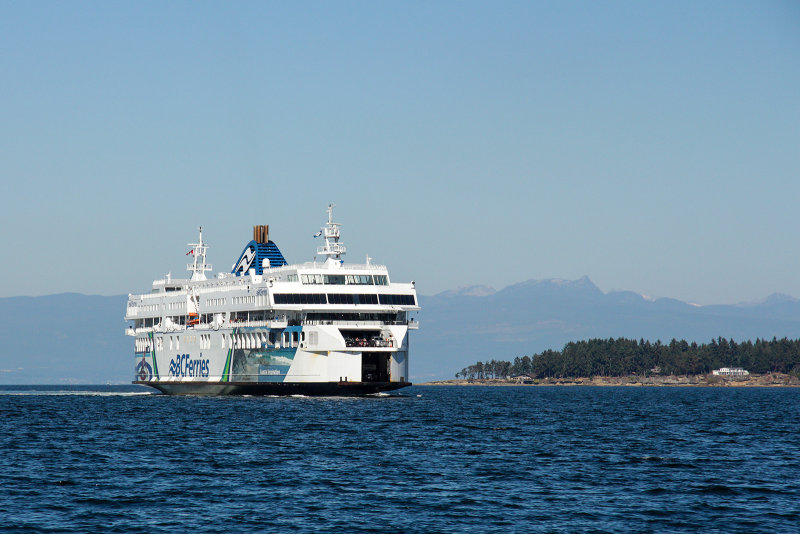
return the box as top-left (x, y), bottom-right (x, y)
top-left (222, 327), bottom-right (236, 382)
top-left (222, 349), bottom-right (232, 382)
top-left (148, 331), bottom-right (159, 378)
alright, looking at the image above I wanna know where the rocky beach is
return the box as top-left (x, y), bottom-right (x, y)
top-left (423, 373), bottom-right (800, 387)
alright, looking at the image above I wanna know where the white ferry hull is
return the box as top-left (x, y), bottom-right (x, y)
top-left (132, 325), bottom-right (411, 395)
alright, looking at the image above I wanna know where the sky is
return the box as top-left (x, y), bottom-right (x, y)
top-left (1, 1), bottom-right (798, 305)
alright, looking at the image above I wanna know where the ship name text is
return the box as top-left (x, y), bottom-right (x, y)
top-left (169, 354), bottom-right (210, 378)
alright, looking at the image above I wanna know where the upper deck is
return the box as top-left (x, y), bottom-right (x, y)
top-left (125, 205), bottom-right (419, 334)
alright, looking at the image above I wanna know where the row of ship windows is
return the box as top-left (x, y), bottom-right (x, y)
top-left (226, 331), bottom-right (301, 349)
top-left (207, 296), bottom-right (266, 307)
top-left (135, 338), bottom-right (153, 352)
top-left (287, 274), bottom-right (389, 286)
top-left (136, 335), bottom-right (212, 351)
top-left (136, 336), bottom-right (172, 351)
top-left (135, 291), bottom-right (412, 315)
top-left (273, 293), bottom-right (415, 306)
top-left (138, 332), bottom-right (302, 351)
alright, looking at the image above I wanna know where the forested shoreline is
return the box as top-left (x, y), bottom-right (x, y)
top-left (455, 337), bottom-right (800, 380)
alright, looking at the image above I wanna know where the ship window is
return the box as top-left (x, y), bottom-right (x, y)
top-left (327, 293), bottom-right (355, 305)
top-left (345, 275), bottom-right (375, 285)
top-left (373, 275), bottom-right (388, 285)
top-left (301, 274), bottom-right (325, 284)
top-left (305, 312), bottom-right (398, 323)
top-left (355, 294), bottom-right (378, 305)
top-left (323, 274), bottom-right (346, 285)
top-left (274, 293), bottom-right (328, 305)
top-left (378, 294), bottom-right (416, 306)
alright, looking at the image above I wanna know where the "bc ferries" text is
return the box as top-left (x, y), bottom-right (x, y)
top-left (168, 354), bottom-right (210, 378)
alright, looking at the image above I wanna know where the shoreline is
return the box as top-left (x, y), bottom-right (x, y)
top-left (421, 373), bottom-right (800, 387)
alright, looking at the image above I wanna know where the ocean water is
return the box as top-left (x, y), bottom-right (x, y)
top-left (1, 385), bottom-right (798, 533)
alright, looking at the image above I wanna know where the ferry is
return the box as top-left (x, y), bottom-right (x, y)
top-left (124, 205), bottom-right (419, 395)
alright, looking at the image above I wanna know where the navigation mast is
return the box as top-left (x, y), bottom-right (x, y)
top-left (316, 204), bottom-right (347, 262)
top-left (187, 227), bottom-right (212, 281)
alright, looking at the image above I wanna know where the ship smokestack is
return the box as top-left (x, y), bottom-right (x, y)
top-left (253, 225), bottom-right (269, 244)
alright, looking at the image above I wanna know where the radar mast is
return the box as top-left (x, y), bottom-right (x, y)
top-left (187, 227), bottom-right (212, 281)
top-left (316, 204), bottom-right (347, 261)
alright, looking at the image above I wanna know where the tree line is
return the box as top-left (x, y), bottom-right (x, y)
top-left (455, 337), bottom-right (800, 379)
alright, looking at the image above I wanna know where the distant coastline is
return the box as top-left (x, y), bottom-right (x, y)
top-left (422, 373), bottom-right (800, 387)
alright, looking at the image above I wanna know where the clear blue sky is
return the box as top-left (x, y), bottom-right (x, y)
top-left (1, 1), bottom-right (798, 304)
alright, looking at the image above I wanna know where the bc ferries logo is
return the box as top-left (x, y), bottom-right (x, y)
top-left (234, 246), bottom-right (256, 275)
top-left (169, 354), bottom-right (210, 378)
top-left (136, 359), bottom-right (153, 381)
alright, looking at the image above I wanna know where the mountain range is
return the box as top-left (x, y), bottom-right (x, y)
top-left (2, 278), bottom-right (800, 383)
top-left (413, 277), bottom-right (800, 380)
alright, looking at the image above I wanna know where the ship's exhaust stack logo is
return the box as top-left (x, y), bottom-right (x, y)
top-left (233, 246), bottom-right (256, 275)
top-left (136, 359), bottom-right (153, 381)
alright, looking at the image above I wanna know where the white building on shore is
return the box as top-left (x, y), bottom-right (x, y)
top-left (712, 367), bottom-right (750, 378)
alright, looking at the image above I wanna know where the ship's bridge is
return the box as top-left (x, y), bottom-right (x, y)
top-left (270, 264), bottom-right (390, 287)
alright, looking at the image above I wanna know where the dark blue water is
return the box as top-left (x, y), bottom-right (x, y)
top-left (1, 385), bottom-right (798, 533)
